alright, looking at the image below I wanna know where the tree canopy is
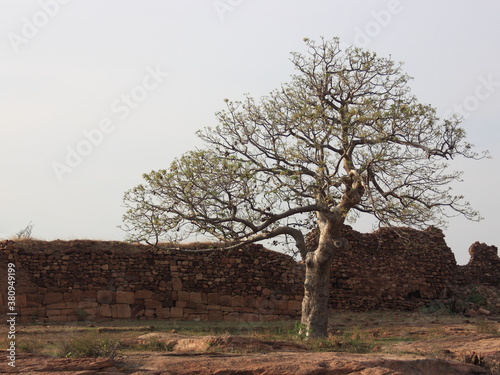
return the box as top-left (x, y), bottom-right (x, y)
top-left (123, 37), bottom-right (483, 257)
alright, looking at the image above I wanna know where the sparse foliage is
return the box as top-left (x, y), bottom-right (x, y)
top-left (123, 38), bottom-right (485, 337)
top-left (16, 221), bottom-right (34, 239)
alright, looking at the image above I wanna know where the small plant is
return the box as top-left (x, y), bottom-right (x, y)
top-left (16, 221), bottom-right (34, 239)
top-left (58, 333), bottom-right (120, 358)
top-left (465, 289), bottom-right (487, 306)
top-left (138, 338), bottom-right (175, 351)
top-left (76, 309), bottom-right (90, 321)
top-left (475, 320), bottom-right (499, 334)
top-left (17, 338), bottom-right (43, 354)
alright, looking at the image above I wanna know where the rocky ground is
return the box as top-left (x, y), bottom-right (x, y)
top-left (1, 312), bottom-right (499, 374)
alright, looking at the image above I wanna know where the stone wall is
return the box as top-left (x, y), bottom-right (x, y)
top-left (0, 240), bottom-right (303, 323)
top-left (0, 226), bottom-right (498, 323)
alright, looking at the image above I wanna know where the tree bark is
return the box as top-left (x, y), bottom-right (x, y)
top-left (301, 211), bottom-right (348, 338)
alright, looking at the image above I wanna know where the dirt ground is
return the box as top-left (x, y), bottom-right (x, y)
top-left (1, 311), bottom-right (499, 374)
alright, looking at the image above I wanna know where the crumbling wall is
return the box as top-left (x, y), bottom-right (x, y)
top-left (0, 226), bottom-right (498, 323)
top-left (0, 240), bottom-right (303, 323)
top-left (307, 226), bottom-right (458, 310)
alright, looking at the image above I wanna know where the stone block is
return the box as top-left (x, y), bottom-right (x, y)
top-left (231, 296), bottom-right (244, 307)
top-left (288, 300), bottom-right (302, 311)
top-left (171, 277), bottom-right (183, 291)
top-left (111, 304), bottom-right (132, 318)
top-left (189, 292), bottom-right (202, 303)
top-left (135, 289), bottom-right (153, 299)
top-left (16, 295), bottom-right (27, 307)
top-left (77, 301), bottom-right (98, 309)
top-left (46, 302), bottom-right (66, 309)
top-left (208, 310), bottom-right (223, 321)
top-left (170, 307), bottom-right (184, 318)
top-left (27, 294), bottom-right (44, 307)
top-left (219, 295), bottom-right (232, 306)
top-left (144, 299), bottom-right (162, 309)
top-left (65, 302), bottom-right (78, 309)
top-left (97, 290), bottom-right (115, 304)
top-left (82, 290), bottom-right (97, 301)
top-left (43, 292), bottom-right (63, 304)
top-left (178, 291), bottom-right (190, 302)
top-left (116, 291), bottom-right (135, 304)
top-left (46, 309), bottom-right (61, 316)
top-left (21, 307), bottom-right (45, 316)
top-left (223, 312), bottom-right (240, 322)
top-left (99, 304), bottom-right (112, 317)
top-left (207, 293), bottom-right (219, 305)
top-left (241, 313), bottom-right (261, 322)
top-left (144, 309), bottom-right (156, 318)
top-left (244, 296), bottom-right (257, 308)
top-left (71, 289), bottom-right (84, 301)
top-left (156, 307), bottom-right (170, 318)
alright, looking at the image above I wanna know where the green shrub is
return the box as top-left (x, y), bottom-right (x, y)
top-left (58, 333), bottom-right (120, 358)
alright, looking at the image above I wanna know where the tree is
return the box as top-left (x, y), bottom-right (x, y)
top-left (122, 38), bottom-right (485, 338)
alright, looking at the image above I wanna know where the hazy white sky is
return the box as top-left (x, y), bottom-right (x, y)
top-left (1, 1), bottom-right (498, 264)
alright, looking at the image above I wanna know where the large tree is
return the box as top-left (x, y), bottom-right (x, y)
top-left (123, 38), bottom-right (484, 338)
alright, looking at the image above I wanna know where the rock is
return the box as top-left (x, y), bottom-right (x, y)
top-left (478, 307), bottom-right (491, 315)
top-left (117, 351), bottom-right (489, 375)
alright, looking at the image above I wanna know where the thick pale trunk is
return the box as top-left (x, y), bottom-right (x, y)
top-left (301, 211), bottom-right (347, 338)
top-left (301, 251), bottom-right (332, 337)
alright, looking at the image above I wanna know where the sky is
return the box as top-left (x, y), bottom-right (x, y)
top-left (0, 0), bottom-right (498, 265)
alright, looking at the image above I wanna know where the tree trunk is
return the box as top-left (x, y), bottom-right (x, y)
top-left (301, 211), bottom-right (347, 338)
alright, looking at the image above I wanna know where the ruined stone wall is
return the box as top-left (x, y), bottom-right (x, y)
top-left (0, 226), bottom-right (498, 323)
top-left (0, 240), bottom-right (303, 323)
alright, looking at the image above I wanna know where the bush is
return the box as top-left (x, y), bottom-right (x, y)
top-left (58, 333), bottom-right (120, 358)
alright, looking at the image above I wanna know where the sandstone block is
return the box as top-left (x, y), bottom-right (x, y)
top-left (171, 277), bottom-right (183, 291)
top-left (16, 295), bottom-right (27, 307)
top-left (170, 307), bottom-right (184, 318)
top-left (241, 313), bottom-right (261, 322)
top-left (111, 304), bottom-right (132, 318)
top-left (71, 289), bottom-right (84, 301)
top-left (43, 292), bottom-right (63, 304)
top-left (116, 291), bottom-right (135, 304)
top-left (46, 309), bottom-right (61, 316)
top-left (189, 292), bottom-right (203, 303)
top-left (78, 301), bottom-right (98, 309)
top-left (223, 312), bottom-right (240, 322)
top-left (145, 299), bottom-right (162, 309)
top-left (178, 291), bottom-right (190, 302)
top-left (231, 296), bottom-right (244, 307)
top-left (135, 289), bottom-right (153, 299)
top-left (99, 304), bottom-right (112, 317)
top-left (97, 290), bottom-right (115, 304)
top-left (21, 307), bottom-right (45, 316)
top-left (207, 293), bottom-right (219, 305)
top-left (287, 300), bottom-right (302, 311)
top-left (208, 310), bottom-right (223, 321)
top-left (219, 295), bottom-right (232, 306)
top-left (244, 296), bottom-right (257, 308)
top-left (46, 302), bottom-right (66, 309)
top-left (156, 307), bottom-right (170, 318)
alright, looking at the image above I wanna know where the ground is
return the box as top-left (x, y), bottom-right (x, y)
top-left (1, 311), bottom-right (499, 374)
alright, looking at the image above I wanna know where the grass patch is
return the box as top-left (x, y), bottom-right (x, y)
top-left (57, 332), bottom-right (121, 358)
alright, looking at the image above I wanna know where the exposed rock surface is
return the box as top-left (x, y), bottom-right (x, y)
top-left (118, 352), bottom-right (490, 375)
